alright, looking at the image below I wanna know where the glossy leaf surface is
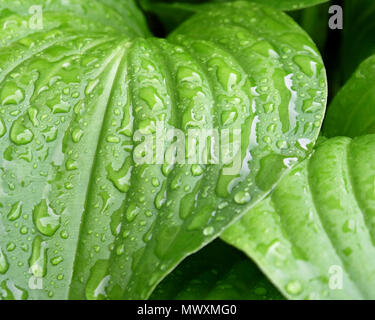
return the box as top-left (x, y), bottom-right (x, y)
top-left (140, 0), bottom-right (330, 32)
top-left (222, 135), bottom-right (375, 299)
top-left (107, 2), bottom-right (326, 300)
top-left (0, 1), bottom-right (326, 299)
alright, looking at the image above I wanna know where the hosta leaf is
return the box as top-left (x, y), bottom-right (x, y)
top-left (151, 240), bottom-right (284, 300)
top-left (247, 0), bottom-right (329, 10)
top-left (324, 54), bottom-right (375, 138)
top-left (141, 0), bottom-right (330, 13)
top-left (222, 135), bottom-right (375, 299)
top-left (0, 1), bottom-right (326, 299)
top-left (0, 0), bottom-right (149, 300)
top-left (140, 0), bottom-right (330, 32)
top-left (340, 0), bottom-right (375, 83)
top-left (107, 2), bottom-right (326, 300)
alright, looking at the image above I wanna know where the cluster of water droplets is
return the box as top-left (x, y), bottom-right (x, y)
top-left (0, 1), bottom-right (327, 300)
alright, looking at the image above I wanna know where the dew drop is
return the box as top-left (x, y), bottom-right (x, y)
top-left (20, 225), bottom-right (28, 235)
top-left (65, 159), bottom-right (78, 171)
top-left (0, 247), bottom-right (9, 274)
top-left (85, 79), bottom-right (99, 95)
top-left (155, 181), bottom-right (167, 209)
top-left (29, 236), bottom-right (47, 278)
top-left (52, 102), bottom-right (71, 114)
top-left (10, 118), bottom-right (34, 145)
top-left (107, 158), bottom-right (132, 193)
top-left (143, 223), bottom-right (154, 243)
top-left (125, 203), bottom-right (140, 223)
top-left (191, 164), bottom-right (203, 176)
top-left (221, 110), bottom-right (238, 126)
top-left (6, 242), bottom-right (16, 252)
top-left (297, 138), bottom-right (311, 151)
top-left (170, 175), bottom-right (182, 190)
top-left (285, 280), bottom-right (303, 295)
top-left (115, 244), bottom-right (125, 256)
top-left (218, 201), bottom-right (228, 209)
top-left (276, 140), bottom-right (289, 149)
top-left (203, 226), bottom-right (214, 236)
top-left (7, 201), bottom-right (22, 221)
top-left (234, 191), bottom-right (251, 204)
top-left (71, 128), bottom-right (83, 143)
top-left (60, 230), bottom-right (69, 239)
top-left (32, 199), bottom-right (61, 236)
top-left (139, 87), bottom-right (162, 110)
top-left (57, 274), bottom-right (64, 281)
top-left (0, 117), bottom-right (6, 137)
top-left (43, 126), bottom-right (57, 142)
top-left (50, 256), bottom-right (63, 266)
top-left (1, 83), bottom-right (24, 105)
top-left (151, 177), bottom-right (160, 187)
top-left (106, 135), bottom-right (120, 143)
top-left (162, 162), bottom-right (174, 177)
top-left (85, 260), bottom-right (110, 300)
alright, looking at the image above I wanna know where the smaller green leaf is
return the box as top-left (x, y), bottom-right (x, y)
top-left (239, 0), bottom-right (330, 11)
top-left (222, 135), bottom-right (375, 300)
top-left (340, 0), bottom-right (375, 82)
top-left (140, 0), bottom-right (330, 32)
top-left (151, 240), bottom-right (283, 300)
top-left (324, 54), bottom-right (375, 138)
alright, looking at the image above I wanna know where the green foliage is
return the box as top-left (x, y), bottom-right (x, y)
top-left (340, 0), bottom-right (375, 82)
top-left (0, 0), bottom-right (374, 301)
top-left (140, 0), bottom-right (330, 32)
top-left (0, 0), bottom-right (325, 299)
top-left (324, 55), bottom-right (375, 138)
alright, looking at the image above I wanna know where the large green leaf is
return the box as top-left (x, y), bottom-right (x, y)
top-left (107, 2), bottom-right (326, 300)
top-left (151, 240), bottom-right (284, 300)
top-left (0, 1), bottom-right (326, 299)
top-left (324, 54), bottom-right (375, 138)
top-left (0, 0), bottom-right (149, 300)
top-left (222, 135), bottom-right (375, 299)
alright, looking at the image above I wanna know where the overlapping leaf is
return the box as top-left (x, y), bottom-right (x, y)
top-left (324, 54), bottom-right (375, 138)
top-left (0, 1), bottom-right (326, 299)
top-left (140, 0), bottom-right (330, 32)
top-left (340, 0), bottom-right (375, 83)
top-left (221, 52), bottom-right (375, 300)
top-left (222, 135), bottom-right (375, 299)
top-left (250, 0), bottom-right (329, 10)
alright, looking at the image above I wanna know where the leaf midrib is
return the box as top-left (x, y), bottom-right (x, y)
top-left (67, 43), bottom-right (127, 300)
